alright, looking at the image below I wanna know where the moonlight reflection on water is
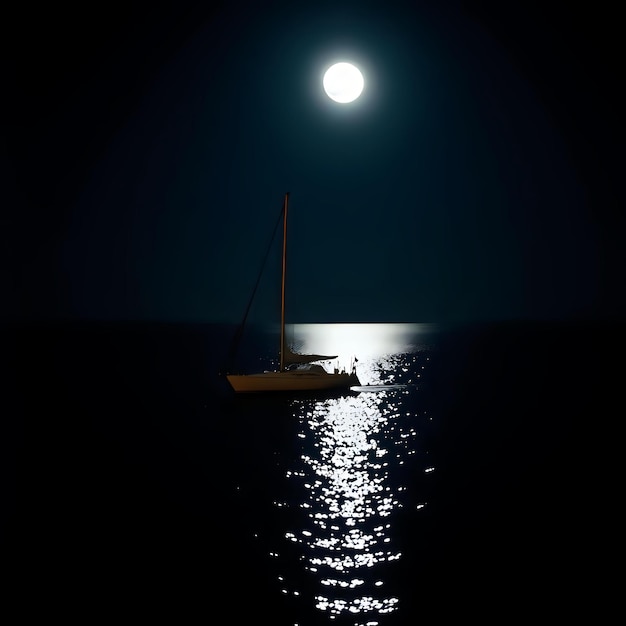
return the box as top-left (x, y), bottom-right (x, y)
top-left (280, 360), bottom-right (427, 622)
top-left (288, 323), bottom-right (436, 384)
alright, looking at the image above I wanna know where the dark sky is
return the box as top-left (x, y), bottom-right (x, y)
top-left (4, 0), bottom-right (624, 324)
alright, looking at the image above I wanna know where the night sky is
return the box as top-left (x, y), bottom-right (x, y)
top-left (5, 0), bottom-right (624, 324)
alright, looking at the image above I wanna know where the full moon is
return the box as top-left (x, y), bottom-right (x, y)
top-left (323, 62), bottom-right (364, 103)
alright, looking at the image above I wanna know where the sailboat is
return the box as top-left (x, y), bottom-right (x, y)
top-left (226, 193), bottom-right (360, 393)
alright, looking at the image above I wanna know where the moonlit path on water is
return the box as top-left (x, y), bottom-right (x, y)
top-left (8, 320), bottom-right (611, 621)
top-left (265, 324), bottom-right (437, 623)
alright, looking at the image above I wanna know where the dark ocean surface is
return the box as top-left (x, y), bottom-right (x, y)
top-left (3, 320), bottom-right (622, 622)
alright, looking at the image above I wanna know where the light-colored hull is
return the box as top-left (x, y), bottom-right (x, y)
top-left (227, 371), bottom-right (360, 393)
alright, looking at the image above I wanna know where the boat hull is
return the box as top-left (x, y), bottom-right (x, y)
top-left (226, 371), bottom-right (360, 393)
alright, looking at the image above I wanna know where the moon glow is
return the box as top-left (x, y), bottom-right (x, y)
top-left (323, 62), bottom-right (364, 103)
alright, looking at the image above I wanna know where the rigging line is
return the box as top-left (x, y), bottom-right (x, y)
top-left (226, 200), bottom-right (285, 370)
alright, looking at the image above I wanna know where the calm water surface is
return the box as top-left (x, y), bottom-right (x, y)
top-left (4, 320), bottom-right (618, 621)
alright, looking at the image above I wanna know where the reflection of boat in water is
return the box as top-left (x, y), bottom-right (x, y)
top-left (226, 193), bottom-right (360, 393)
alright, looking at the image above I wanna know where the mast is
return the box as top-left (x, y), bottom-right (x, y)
top-left (279, 192), bottom-right (289, 372)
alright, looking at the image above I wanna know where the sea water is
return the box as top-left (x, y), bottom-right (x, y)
top-left (226, 323), bottom-right (438, 625)
top-left (3, 320), bottom-right (618, 621)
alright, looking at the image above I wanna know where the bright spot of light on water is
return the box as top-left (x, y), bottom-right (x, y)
top-left (292, 323), bottom-right (435, 358)
top-left (279, 387), bottom-right (428, 621)
top-left (286, 323), bottom-right (437, 385)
